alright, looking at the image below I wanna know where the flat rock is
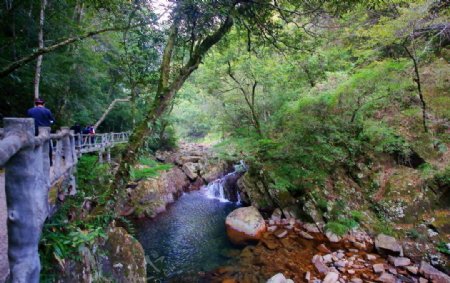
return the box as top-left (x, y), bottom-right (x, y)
top-left (419, 261), bottom-right (450, 283)
top-left (375, 234), bottom-right (402, 256)
top-left (373, 263), bottom-right (385, 273)
top-left (377, 272), bottom-right (396, 283)
top-left (350, 278), bottom-right (363, 283)
top-left (388, 256), bottom-right (411, 267)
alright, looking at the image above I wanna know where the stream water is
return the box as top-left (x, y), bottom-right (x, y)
top-left (135, 174), bottom-right (242, 282)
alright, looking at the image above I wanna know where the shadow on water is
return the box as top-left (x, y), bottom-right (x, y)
top-left (135, 189), bottom-right (241, 282)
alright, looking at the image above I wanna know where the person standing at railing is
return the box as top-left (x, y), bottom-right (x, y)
top-left (70, 123), bottom-right (81, 147)
top-left (27, 98), bottom-right (55, 165)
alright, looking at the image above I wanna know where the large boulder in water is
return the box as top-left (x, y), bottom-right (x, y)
top-left (225, 206), bottom-right (266, 245)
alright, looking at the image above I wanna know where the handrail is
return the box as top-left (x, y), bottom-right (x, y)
top-left (0, 118), bottom-right (129, 282)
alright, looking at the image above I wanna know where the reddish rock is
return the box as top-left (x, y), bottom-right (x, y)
top-left (225, 206), bottom-right (266, 245)
top-left (318, 244), bottom-right (332, 253)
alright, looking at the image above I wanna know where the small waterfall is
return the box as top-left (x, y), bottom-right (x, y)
top-left (203, 161), bottom-right (246, 203)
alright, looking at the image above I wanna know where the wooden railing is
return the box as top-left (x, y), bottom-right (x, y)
top-left (0, 118), bottom-right (129, 283)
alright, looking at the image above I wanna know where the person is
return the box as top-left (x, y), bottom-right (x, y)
top-left (88, 124), bottom-right (96, 144)
top-left (70, 123), bottom-right (82, 146)
top-left (27, 98), bottom-right (55, 165)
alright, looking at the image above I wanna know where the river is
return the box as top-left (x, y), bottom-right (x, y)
top-left (135, 176), bottom-right (241, 282)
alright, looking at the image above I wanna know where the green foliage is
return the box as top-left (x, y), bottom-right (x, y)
top-left (436, 242), bottom-right (450, 255)
top-left (130, 156), bottom-right (173, 180)
top-left (39, 155), bottom-right (120, 281)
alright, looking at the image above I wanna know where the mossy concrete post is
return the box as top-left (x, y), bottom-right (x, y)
top-left (61, 128), bottom-right (72, 169)
top-left (4, 119), bottom-right (49, 283)
top-left (106, 147), bottom-right (111, 163)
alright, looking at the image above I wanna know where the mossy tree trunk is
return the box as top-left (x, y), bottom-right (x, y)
top-left (111, 16), bottom-right (234, 210)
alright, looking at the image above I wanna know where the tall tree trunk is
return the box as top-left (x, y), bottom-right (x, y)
top-left (111, 17), bottom-right (234, 211)
top-left (403, 44), bottom-right (428, 133)
top-left (34, 0), bottom-right (46, 100)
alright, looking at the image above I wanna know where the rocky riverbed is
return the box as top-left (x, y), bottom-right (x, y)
top-left (205, 207), bottom-right (450, 283)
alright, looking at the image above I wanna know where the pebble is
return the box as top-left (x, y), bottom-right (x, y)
top-left (268, 226), bottom-right (277, 232)
top-left (350, 278), bottom-right (363, 283)
top-left (347, 269), bottom-right (355, 275)
top-left (275, 229), bottom-right (288, 238)
top-left (377, 272), bottom-right (396, 283)
top-left (304, 223), bottom-right (320, 233)
top-left (323, 254), bottom-right (333, 263)
top-left (300, 231), bottom-right (314, 240)
top-left (334, 260), bottom-right (347, 268)
top-left (305, 271), bottom-right (311, 281)
top-left (366, 254), bottom-right (377, 261)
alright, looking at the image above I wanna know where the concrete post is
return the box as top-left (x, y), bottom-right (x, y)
top-left (98, 150), bottom-right (104, 164)
top-left (4, 118), bottom-right (48, 283)
top-left (106, 147), bottom-right (111, 164)
top-left (61, 128), bottom-right (72, 169)
top-left (0, 169), bottom-right (9, 282)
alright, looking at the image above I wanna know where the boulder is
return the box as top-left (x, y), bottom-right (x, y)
top-left (182, 162), bottom-right (199, 180)
top-left (225, 206), bottom-right (266, 245)
top-left (374, 234), bottom-right (403, 256)
top-left (419, 261), bottom-right (450, 283)
top-left (266, 273), bottom-right (294, 283)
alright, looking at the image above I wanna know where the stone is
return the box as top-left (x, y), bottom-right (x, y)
top-left (419, 261), bottom-right (450, 283)
top-left (350, 278), bottom-right (363, 283)
top-left (366, 254), bottom-right (377, 261)
top-left (353, 241), bottom-right (366, 250)
top-left (323, 254), bottom-right (333, 263)
top-left (377, 272), bottom-right (396, 283)
top-left (388, 268), bottom-right (397, 275)
top-left (102, 227), bottom-right (147, 283)
top-left (312, 254), bottom-right (330, 274)
top-left (182, 162), bottom-right (198, 180)
top-left (304, 223), bottom-right (321, 233)
top-left (225, 206), bottom-right (267, 245)
top-left (0, 171), bottom-right (9, 282)
top-left (300, 231), bottom-right (314, 240)
top-left (262, 239), bottom-right (279, 250)
top-left (326, 231), bottom-right (342, 243)
top-left (305, 271), bottom-right (311, 281)
top-left (334, 260), bottom-right (347, 268)
top-left (373, 263), bottom-right (385, 273)
top-left (419, 278), bottom-right (428, 283)
top-left (275, 229), bottom-right (288, 238)
top-left (406, 266), bottom-right (418, 275)
top-left (388, 256), bottom-right (411, 267)
top-left (375, 234), bottom-right (403, 256)
top-left (266, 273), bottom-right (294, 283)
top-left (268, 226), bottom-right (277, 232)
top-left (347, 269), bottom-right (355, 275)
top-left (323, 272), bottom-right (339, 283)
top-left (271, 208), bottom-right (282, 220)
top-left (318, 244), bottom-right (332, 253)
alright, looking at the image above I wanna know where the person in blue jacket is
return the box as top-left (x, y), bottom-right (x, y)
top-left (27, 98), bottom-right (55, 165)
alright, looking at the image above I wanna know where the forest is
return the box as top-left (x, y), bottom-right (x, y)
top-left (0, 0), bottom-right (449, 282)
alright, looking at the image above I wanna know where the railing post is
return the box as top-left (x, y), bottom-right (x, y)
top-left (106, 147), bottom-right (111, 163)
top-left (4, 118), bottom-right (48, 283)
top-left (61, 128), bottom-right (72, 170)
top-left (98, 150), bottom-right (104, 164)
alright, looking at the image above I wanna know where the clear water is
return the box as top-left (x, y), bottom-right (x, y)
top-left (135, 189), bottom-right (241, 282)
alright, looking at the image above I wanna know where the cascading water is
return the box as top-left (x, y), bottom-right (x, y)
top-left (203, 161), bottom-right (246, 203)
